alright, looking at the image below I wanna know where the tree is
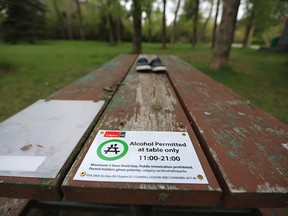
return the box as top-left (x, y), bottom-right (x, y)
top-left (142, 0), bottom-right (154, 43)
top-left (89, 0), bottom-right (125, 43)
top-left (114, 2), bottom-right (125, 44)
top-left (242, 0), bottom-right (287, 49)
top-left (199, 0), bottom-right (214, 42)
top-left (75, 0), bottom-right (85, 40)
top-left (211, 0), bottom-right (220, 48)
top-left (170, 0), bottom-right (182, 44)
top-left (183, 0), bottom-right (200, 46)
top-left (183, 0), bottom-right (200, 47)
top-left (1, 0), bottom-right (46, 43)
top-left (107, 0), bottom-right (116, 45)
top-left (142, 4), bottom-right (163, 42)
top-left (65, 0), bottom-right (74, 40)
top-left (162, 0), bottom-right (167, 48)
top-left (210, 0), bottom-right (240, 70)
top-left (108, 0), bottom-right (125, 44)
top-left (242, 2), bottom-right (255, 48)
top-left (191, 0), bottom-right (199, 47)
top-left (275, 0), bottom-right (288, 52)
top-left (277, 18), bottom-right (288, 52)
top-left (132, 0), bottom-right (142, 53)
top-left (52, 0), bottom-right (66, 39)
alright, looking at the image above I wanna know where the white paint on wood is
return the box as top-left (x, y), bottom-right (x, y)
top-left (256, 182), bottom-right (288, 193)
top-left (0, 156), bottom-right (46, 172)
top-left (0, 99), bottom-right (104, 178)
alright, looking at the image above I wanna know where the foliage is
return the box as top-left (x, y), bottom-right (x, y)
top-left (0, 0), bottom-right (46, 43)
top-left (241, 0), bottom-right (288, 45)
top-left (0, 1), bottom-right (217, 44)
top-left (143, 7), bottom-right (163, 42)
top-left (244, 0), bottom-right (276, 32)
top-left (183, 0), bottom-right (198, 19)
top-left (0, 0), bottom-right (214, 44)
top-left (177, 0), bottom-right (205, 43)
top-left (43, 0), bottom-right (132, 42)
top-left (0, 0), bottom-right (286, 44)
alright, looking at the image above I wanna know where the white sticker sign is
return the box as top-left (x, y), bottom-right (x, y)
top-left (74, 130), bottom-right (208, 184)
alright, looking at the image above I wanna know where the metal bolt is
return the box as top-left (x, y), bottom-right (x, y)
top-left (197, 175), bottom-right (203, 180)
top-left (178, 123), bottom-right (185, 129)
top-left (80, 171), bottom-right (86, 177)
top-left (182, 133), bottom-right (186, 136)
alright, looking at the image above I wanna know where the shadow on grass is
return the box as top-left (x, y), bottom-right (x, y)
top-left (0, 60), bottom-right (16, 73)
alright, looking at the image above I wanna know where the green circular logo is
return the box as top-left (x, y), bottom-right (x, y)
top-left (97, 139), bottom-right (128, 161)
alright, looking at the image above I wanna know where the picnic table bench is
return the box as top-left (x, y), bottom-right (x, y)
top-left (0, 55), bottom-right (287, 215)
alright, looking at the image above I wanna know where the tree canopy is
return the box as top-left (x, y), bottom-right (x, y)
top-left (0, 0), bottom-right (46, 43)
top-left (0, 0), bottom-right (286, 50)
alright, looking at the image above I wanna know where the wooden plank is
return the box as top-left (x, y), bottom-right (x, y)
top-left (62, 55), bottom-right (221, 207)
top-left (258, 208), bottom-right (288, 216)
top-left (48, 55), bottom-right (136, 101)
top-left (0, 198), bottom-right (29, 216)
top-left (164, 55), bottom-right (288, 208)
top-left (0, 55), bottom-right (136, 200)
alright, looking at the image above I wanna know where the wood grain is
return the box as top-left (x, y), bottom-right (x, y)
top-left (0, 198), bottom-right (29, 216)
top-left (0, 55), bottom-right (136, 200)
top-left (62, 55), bottom-right (221, 206)
top-left (164, 55), bottom-right (288, 208)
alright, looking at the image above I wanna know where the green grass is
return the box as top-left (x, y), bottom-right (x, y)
top-left (0, 41), bottom-right (131, 121)
top-left (0, 40), bottom-right (287, 124)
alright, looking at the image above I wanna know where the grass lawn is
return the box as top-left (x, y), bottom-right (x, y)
top-left (0, 40), bottom-right (287, 124)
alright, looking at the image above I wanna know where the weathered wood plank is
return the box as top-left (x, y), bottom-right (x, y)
top-left (62, 55), bottom-right (221, 206)
top-left (0, 198), bottom-right (29, 216)
top-left (258, 208), bottom-right (288, 216)
top-left (0, 55), bottom-right (136, 200)
top-left (48, 55), bottom-right (136, 101)
top-left (164, 55), bottom-right (288, 207)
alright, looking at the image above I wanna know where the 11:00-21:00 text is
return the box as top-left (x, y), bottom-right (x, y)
top-left (139, 155), bottom-right (180, 161)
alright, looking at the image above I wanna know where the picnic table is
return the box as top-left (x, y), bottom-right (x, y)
top-left (0, 55), bottom-right (287, 215)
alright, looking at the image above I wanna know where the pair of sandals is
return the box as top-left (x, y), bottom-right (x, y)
top-left (136, 57), bottom-right (167, 73)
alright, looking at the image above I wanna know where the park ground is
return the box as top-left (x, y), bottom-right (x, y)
top-left (0, 40), bottom-right (287, 124)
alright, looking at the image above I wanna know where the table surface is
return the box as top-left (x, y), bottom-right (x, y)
top-left (0, 55), bottom-right (287, 208)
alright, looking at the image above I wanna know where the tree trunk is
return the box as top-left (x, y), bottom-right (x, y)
top-left (199, 0), bottom-right (214, 43)
top-left (276, 17), bottom-right (288, 52)
top-left (75, 0), bottom-right (85, 40)
top-left (116, 18), bottom-right (122, 44)
top-left (262, 34), bottom-right (269, 47)
top-left (210, 0), bottom-right (240, 70)
top-left (106, 0), bottom-right (116, 46)
top-left (170, 0), bottom-right (182, 44)
top-left (107, 12), bottom-right (116, 46)
top-left (191, 0), bottom-right (199, 47)
top-left (148, 15), bottom-right (152, 43)
top-left (132, 0), bottom-right (142, 54)
top-left (243, 25), bottom-right (255, 49)
top-left (243, 9), bottom-right (255, 48)
top-left (211, 0), bottom-right (220, 48)
top-left (53, 0), bottom-right (66, 39)
top-left (162, 0), bottom-right (167, 49)
top-left (66, 1), bottom-right (74, 40)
